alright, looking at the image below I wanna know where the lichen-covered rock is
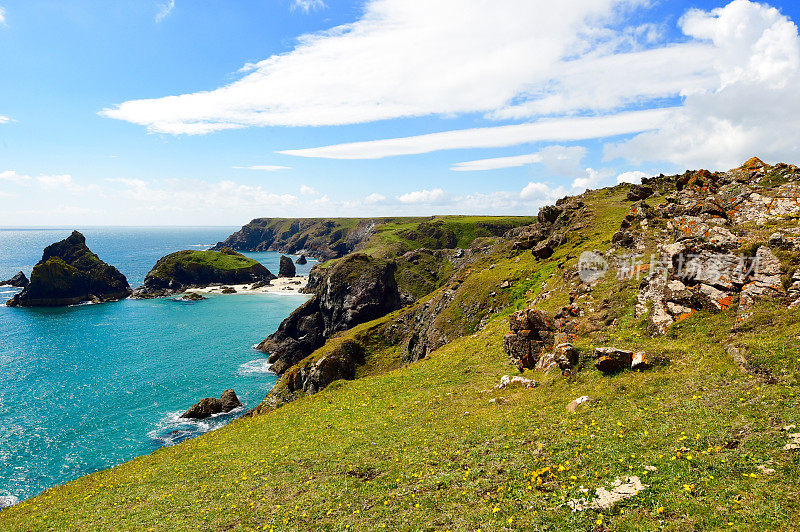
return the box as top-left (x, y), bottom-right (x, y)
top-left (0, 271), bottom-right (29, 288)
top-left (279, 255), bottom-right (296, 277)
top-left (626, 184), bottom-right (654, 201)
top-left (181, 389), bottom-right (242, 419)
top-left (503, 309), bottom-right (554, 370)
top-left (7, 231), bottom-right (130, 307)
top-left (593, 347), bottom-right (634, 374)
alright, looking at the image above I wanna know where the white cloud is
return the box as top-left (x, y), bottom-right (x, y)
top-left (291, 0), bottom-right (326, 13)
top-left (300, 184), bottom-right (318, 195)
top-left (397, 188), bottom-right (447, 204)
top-left (280, 109), bottom-right (671, 160)
top-left (232, 165), bottom-right (291, 171)
top-left (452, 145), bottom-right (586, 172)
top-left (155, 0), bottom-right (175, 23)
top-left (101, 0), bottom-right (657, 134)
top-left (616, 170), bottom-right (648, 184)
top-left (0, 7), bottom-right (5, 25)
top-left (364, 193), bottom-right (387, 204)
top-left (607, 0), bottom-right (800, 169)
top-left (0, 170), bottom-right (31, 184)
top-left (0, 170), bottom-right (82, 191)
top-left (0, 115), bottom-right (11, 123)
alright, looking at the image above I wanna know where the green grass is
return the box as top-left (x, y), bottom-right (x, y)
top-left (4, 304), bottom-right (799, 531)
top-left (4, 186), bottom-right (800, 530)
top-left (148, 250), bottom-right (261, 281)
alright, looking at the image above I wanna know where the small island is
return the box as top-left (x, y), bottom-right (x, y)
top-left (7, 231), bottom-right (131, 307)
top-left (133, 248), bottom-right (276, 298)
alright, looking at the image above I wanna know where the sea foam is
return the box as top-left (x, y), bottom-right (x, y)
top-left (238, 358), bottom-right (273, 376)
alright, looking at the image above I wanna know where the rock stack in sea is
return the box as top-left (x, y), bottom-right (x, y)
top-left (7, 231), bottom-right (131, 307)
top-left (279, 255), bottom-right (296, 277)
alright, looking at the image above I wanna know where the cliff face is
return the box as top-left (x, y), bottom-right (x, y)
top-left (7, 231), bottom-right (131, 307)
top-left (134, 248), bottom-right (275, 297)
top-left (257, 253), bottom-right (402, 374)
top-left (211, 218), bottom-right (380, 260)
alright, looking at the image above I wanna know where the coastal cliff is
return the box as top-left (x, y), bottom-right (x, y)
top-left (7, 231), bottom-right (131, 307)
top-left (211, 218), bottom-right (380, 260)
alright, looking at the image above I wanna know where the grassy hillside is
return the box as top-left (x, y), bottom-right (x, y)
top-left (3, 171), bottom-right (800, 530)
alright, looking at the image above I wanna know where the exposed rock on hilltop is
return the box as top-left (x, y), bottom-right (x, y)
top-left (278, 255), bottom-right (296, 277)
top-left (7, 231), bottom-right (130, 307)
top-left (0, 271), bottom-right (29, 288)
top-left (257, 253), bottom-right (402, 374)
top-left (134, 248), bottom-right (275, 298)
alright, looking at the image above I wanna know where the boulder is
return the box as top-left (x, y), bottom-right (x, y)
top-left (554, 343), bottom-right (579, 371)
top-left (279, 255), bottom-right (296, 277)
top-left (181, 389), bottom-right (242, 419)
top-left (593, 347), bottom-right (634, 374)
top-left (496, 375), bottom-right (537, 389)
top-left (221, 287), bottom-right (237, 294)
top-left (503, 308), bottom-right (554, 370)
top-left (296, 254), bottom-right (308, 265)
top-left (566, 395), bottom-right (594, 413)
top-left (0, 271), bottom-right (29, 288)
top-left (531, 242), bottom-right (554, 260)
top-left (180, 292), bottom-right (206, 301)
top-left (627, 184), bottom-right (654, 201)
top-left (250, 280), bottom-right (272, 289)
top-left (7, 231), bottom-right (131, 307)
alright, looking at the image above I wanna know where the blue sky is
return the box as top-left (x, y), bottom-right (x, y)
top-left (1, 0), bottom-right (799, 225)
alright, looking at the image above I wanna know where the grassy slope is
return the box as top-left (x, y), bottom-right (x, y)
top-left (3, 198), bottom-right (800, 530)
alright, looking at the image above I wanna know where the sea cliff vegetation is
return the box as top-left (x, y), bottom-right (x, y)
top-left (3, 160), bottom-right (800, 530)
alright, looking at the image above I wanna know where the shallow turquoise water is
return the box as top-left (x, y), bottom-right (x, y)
top-left (0, 228), bottom-right (313, 505)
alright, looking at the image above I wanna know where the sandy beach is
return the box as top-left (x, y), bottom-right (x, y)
top-left (185, 276), bottom-right (309, 296)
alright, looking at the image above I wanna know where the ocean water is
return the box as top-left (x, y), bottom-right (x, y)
top-left (0, 228), bottom-right (314, 505)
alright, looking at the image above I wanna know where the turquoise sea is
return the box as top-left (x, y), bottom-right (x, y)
top-left (0, 228), bottom-right (313, 506)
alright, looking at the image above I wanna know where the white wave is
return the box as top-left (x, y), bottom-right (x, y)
top-left (188, 244), bottom-right (213, 248)
top-left (238, 358), bottom-right (273, 376)
top-left (0, 495), bottom-right (19, 509)
top-left (147, 406), bottom-right (245, 447)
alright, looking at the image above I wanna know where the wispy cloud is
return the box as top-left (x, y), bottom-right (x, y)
top-left (155, 0), bottom-right (175, 23)
top-left (451, 145), bottom-right (586, 173)
top-left (300, 184), bottom-right (318, 195)
top-left (278, 109), bottom-right (670, 160)
top-left (0, 7), bottom-right (6, 25)
top-left (232, 165), bottom-right (292, 171)
top-left (101, 0), bottom-right (667, 134)
top-left (0, 115), bottom-right (12, 124)
top-left (291, 0), bottom-right (326, 13)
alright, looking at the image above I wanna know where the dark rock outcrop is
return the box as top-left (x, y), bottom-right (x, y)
top-left (0, 271), bottom-right (29, 288)
top-left (257, 253), bottom-right (402, 375)
top-left (7, 231), bottom-right (130, 307)
top-left (212, 218), bottom-right (380, 260)
top-left (180, 292), bottom-right (206, 301)
top-left (296, 254), bottom-right (308, 265)
top-left (181, 389), bottom-right (242, 419)
top-left (134, 248), bottom-right (274, 298)
top-left (279, 255), bottom-right (296, 277)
